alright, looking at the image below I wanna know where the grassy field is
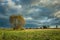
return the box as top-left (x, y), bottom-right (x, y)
top-left (0, 29), bottom-right (60, 40)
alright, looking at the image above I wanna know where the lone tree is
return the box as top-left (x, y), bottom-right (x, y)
top-left (9, 15), bottom-right (25, 30)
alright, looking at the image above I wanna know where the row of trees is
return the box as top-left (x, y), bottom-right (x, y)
top-left (25, 25), bottom-right (59, 29)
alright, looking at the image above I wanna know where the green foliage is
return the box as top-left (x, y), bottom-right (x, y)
top-left (0, 29), bottom-right (60, 40)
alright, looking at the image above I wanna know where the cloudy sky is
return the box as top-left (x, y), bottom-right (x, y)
top-left (0, 0), bottom-right (60, 27)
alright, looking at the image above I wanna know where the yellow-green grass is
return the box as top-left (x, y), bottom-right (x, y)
top-left (0, 29), bottom-right (60, 40)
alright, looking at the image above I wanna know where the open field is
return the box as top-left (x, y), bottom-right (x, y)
top-left (0, 29), bottom-right (60, 40)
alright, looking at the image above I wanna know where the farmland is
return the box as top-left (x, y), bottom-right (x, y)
top-left (0, 29), bottom-right (60, 40)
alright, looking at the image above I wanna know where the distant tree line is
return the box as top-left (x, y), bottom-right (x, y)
top-left (25, 25), bottom-right (59, 29)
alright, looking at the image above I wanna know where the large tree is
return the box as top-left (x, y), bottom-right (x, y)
top-left (9, 15), bottom-right (25, 30)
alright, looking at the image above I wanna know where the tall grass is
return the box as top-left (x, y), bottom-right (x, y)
top-left (0, 29), bottom-right (60, 40)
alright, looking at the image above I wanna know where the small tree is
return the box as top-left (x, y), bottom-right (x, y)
top-left (56, 25), bottom-right (58, 29)
top-left (47, 25), bottom-right (50, 29)
top-left (43, 25), bottom-right (47, 29)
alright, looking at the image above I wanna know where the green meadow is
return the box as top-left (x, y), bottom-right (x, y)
top-left (0, 29), bottom-right (60, 40)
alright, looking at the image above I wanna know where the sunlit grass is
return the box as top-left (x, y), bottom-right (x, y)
top-left (0, 29), bottom-right (60, 40)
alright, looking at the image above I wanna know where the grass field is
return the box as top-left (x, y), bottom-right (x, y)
top-left (0, 29), bottom-right (60, 40)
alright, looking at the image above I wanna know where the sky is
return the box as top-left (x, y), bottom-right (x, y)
top-left (0, 0), bottom-right (60, 27)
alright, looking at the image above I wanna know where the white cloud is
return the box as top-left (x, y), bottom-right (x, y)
top-left (54, 11), bottom-right (60, 18)
top-left (36, 18), bottom-right (54, 23)
top-left (7, 0), bottom-right (22, 8)
top-left (0, 0), bottom-right (21, 8)
top-left (31, 0), bottom-right (60, 8)
top-left (27, 8), bottom-right (42, 14)
top-left (18, 5), bottom-right (22, 8)
top-left (13, 5), bottom-right (22, 10)
top-left (40, 0), bottom-right (50, 4)
top-left (31, 0), bottom-right (50, 6)
top-left (52, 0), bottom-right (58, 5)
top-left (24, 17), bottom-right (33, 20)
top-left (7, 0), bottom-right (15, 7)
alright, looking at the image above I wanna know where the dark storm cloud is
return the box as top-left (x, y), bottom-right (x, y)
top-left (0, 0), bottom-right (60, 27)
